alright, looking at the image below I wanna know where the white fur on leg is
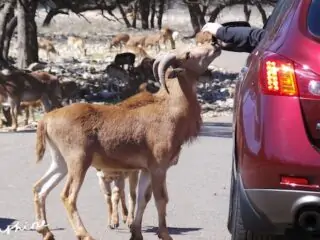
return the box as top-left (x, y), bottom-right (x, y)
top-left (35, 142), bottom-right (67, 201)
top-left (132, 171), bottom-right (151, 226)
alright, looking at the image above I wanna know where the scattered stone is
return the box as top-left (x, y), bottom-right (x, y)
top-left (27, 62), bottom-right (47, 71)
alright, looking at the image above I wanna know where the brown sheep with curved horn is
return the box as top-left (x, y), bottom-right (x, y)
top-left (32, 43), bottom-right (221, 240)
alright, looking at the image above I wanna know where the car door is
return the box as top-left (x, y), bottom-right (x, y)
top-left (234, 0), bottom-right (298, 168)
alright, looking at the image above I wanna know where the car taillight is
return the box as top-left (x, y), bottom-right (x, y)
top-left (260, 52), bottom-right (298, 96)
top-left (259, 52), bottom-right (320, 99)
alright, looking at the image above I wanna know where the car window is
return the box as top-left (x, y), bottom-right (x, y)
top-left (258, 0), bottom-right (295, 48)
top-left (308, 0), bottom-right (320, 37)
top-left (263, 0), bottom-right (285, 31)
top-left (264, 0), bottom-right (295, 36)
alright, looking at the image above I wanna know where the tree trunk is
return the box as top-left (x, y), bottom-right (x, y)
top-left (208, 4), bottom-right (225, 22)
top-left (116, 0), bottom-right (131, 28)
top-left (255, 2), bottom-right (268, 26)
top-left (3, 16), bottom-right (17, 61)
top-left (195, 4), bottom-right (206, 27)
top-left (243, 0), bottom-right (251, 22)
top-left (186, 3), bottom-right (203, 38)
top-left (132, 0), bottom-right (138, 28)
top-left (139, 0), bottom-right (150, 29)
top-left (150, 0), bottom-right (156, 28)
top-left (157, 0), bottom-right (164, 30)
top-left (0, 0), bottom-right (16, 68)
top-left (17, 0), bottom-right (38, 69)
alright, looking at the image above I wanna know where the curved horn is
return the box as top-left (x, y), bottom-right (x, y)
top-left (152, 57), bottom-right (161, 82)
top-left (152, 52), bottom-right (166, 82)
top-left (157, 52), bottom-right (177, 94)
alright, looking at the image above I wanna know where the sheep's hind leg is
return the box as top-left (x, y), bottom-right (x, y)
top-left (9, 100), bottom-right (19, 131)
top-left (120, 177), bottom-right (129, 225)
top-left (60, 156), bottom-right (94, 240)
top-left (111, 177), bottom-right (127, 229)
top-left (33, 140), bottom-right (67, 240)
top-left (130, 170), bottom-right (152, 240)
top-left (24, 106), bottom-right (30, 126)
top-left (96, 171), bottom-right (113, 229)
top-left (126, 170), bottom-right (139, 228)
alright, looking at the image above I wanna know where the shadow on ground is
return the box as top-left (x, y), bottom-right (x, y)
top-left (0, 218), bottom-right (16, 231)
top-left (202, 122), bottom-right (232, 127)
top-left (0, 129), bottom-right (36, 134)
top-left (200, 122), bottom-right (233, 138)
top-left (143, 226), bottom-right (202, 235)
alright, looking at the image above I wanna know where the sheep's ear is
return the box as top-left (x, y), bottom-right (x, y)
top-left (168, 68), bottom-right (185, 79)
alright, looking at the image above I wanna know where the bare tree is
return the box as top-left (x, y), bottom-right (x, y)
top-left (185, 0), bottom-right (206, 38)
top-left (139, 0), bottom-right (150, 29)
top-left (3, 15), bottom-right (17, 61)
top-left (156, 0), bottom-right (165, 29)
top-left (0, 0), bottom-right (16, 68)
top-left (17, 0), bottom-right (39, 69)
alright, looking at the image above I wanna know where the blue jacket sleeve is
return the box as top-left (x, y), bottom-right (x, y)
top-left (215, 26), bottom-right (266, 53)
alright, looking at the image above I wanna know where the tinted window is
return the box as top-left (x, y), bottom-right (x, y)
top-left (308, 0), bottom-right (320, 36)
top-left (264, 0), bottom-right (294, 35)
top-left (258, 0), bottom-right (295, 48)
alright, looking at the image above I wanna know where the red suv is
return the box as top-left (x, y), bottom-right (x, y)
top-left (229, 0), bottom-right (320, 239)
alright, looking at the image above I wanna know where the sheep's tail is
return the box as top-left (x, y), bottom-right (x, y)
top-left (36, 119), bottom-right (47, 163)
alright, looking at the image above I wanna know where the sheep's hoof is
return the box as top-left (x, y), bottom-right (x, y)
top-left (43, 232), bottom-right (55, 240)
top-left (109, 223), bottom-right (119, 229)
top-left (130, 233), bottom-right (143, 240)
top-left (157, 232), bottom-right (173, 240)
top-left (82, 236), bottom-right (95, 240)
top-left (8, 127), bottom-right (17, 132)
top-left (122, 215), bottom-right (128, 224)
top-left (126, 217), bottom-right (134, 228)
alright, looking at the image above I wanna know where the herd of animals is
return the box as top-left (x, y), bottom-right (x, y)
top-left (0, 26), bottom-right (215, 131)
top-left (0, 25), bottom-right (221, 240)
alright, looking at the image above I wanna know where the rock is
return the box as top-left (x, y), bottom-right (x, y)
top-left (1, 69), bottom-right (12, 75)
top-left (27, 62), bottom-right (47, 71)
top-left (82, 72), bottom-right (92, 80)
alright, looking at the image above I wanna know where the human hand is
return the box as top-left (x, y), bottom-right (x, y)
top-left (201, 22), bottom-right (223, 36)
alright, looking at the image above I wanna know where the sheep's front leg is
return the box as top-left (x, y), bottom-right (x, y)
top-left (150, 168), bottom-right (172, 240)
top-left (96, 171), bottom-right (113, 229)
top-left (130, 170), bottom-right (152, 240)
top-left (170, 38), bottom-right (176, 50)
top-left (1, 106), bottom-right (12, 128)
top-left (46, 51), bottom-right (50, 62)
top-left (40, 95), bottom-right (53, 112)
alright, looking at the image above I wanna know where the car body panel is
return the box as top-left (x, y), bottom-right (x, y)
top-left (235, 0), bottom-right (320, 190)
top-left (231, 0), bottom-right (320, 234)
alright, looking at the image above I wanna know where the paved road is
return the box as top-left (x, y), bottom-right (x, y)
top-left (0, 116), bottom-right (233, 240)
top-left (212, 50), bottom-right (249, 73)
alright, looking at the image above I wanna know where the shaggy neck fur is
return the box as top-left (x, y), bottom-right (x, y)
top-left (156, 69), bottom-right (202, 145)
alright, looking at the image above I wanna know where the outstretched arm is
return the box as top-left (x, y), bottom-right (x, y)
top-left (201, 23), bottom-right (266, 53)
top-left (216, 26), bottom-right (266, 53)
